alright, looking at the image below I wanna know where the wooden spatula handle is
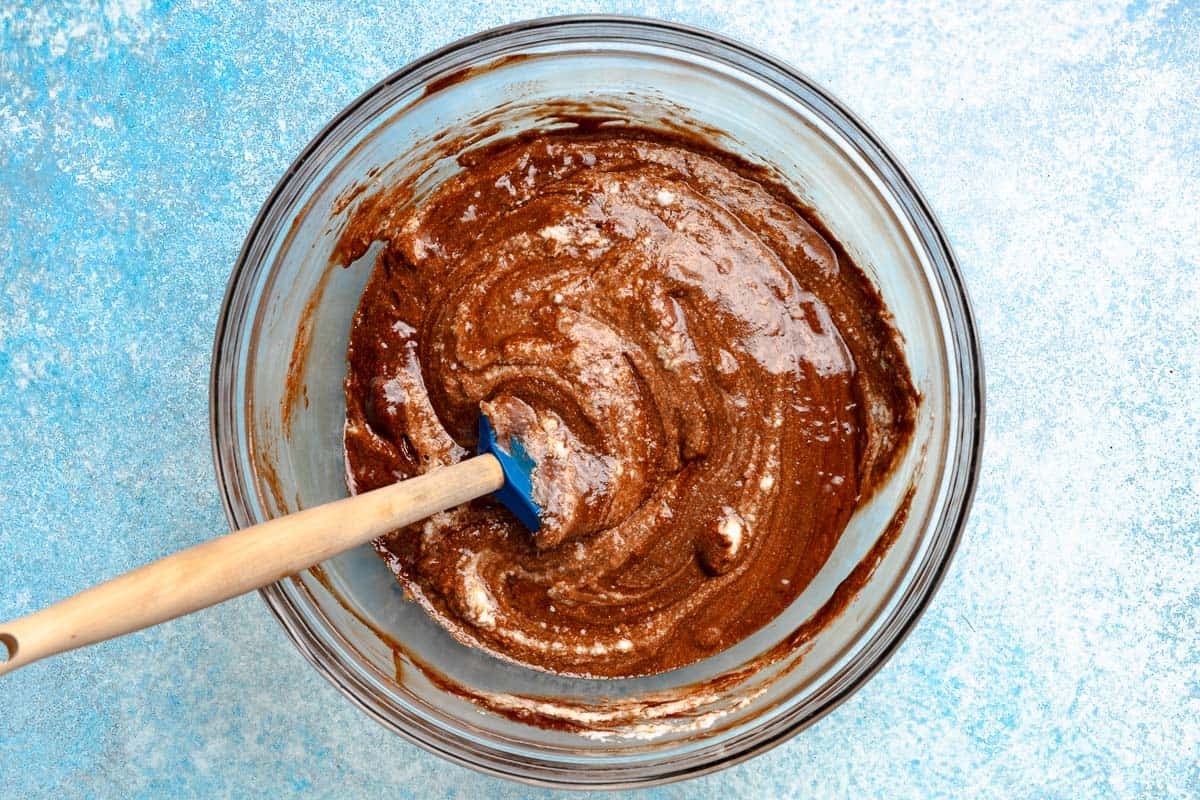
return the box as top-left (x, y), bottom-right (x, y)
top-left (0, 454), bottom-right (504, 676)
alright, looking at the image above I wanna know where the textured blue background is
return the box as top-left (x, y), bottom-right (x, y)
top-left (1, 2), bottom-right (1197, 797)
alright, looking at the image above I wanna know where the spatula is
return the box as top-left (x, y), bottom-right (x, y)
top-left (0, 412), bottom-right (540, 676)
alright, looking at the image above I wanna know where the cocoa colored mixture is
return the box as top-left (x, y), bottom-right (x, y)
top-left (338, 126), bottom-right (916, 678)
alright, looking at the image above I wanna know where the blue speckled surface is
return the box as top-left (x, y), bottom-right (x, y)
top-left (1, 1), bottom-right (1197, 796)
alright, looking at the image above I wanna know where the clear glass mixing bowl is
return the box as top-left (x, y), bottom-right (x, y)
top-left (210, 16), bottom-right (983, 788)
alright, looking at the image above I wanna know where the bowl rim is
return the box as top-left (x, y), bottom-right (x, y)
top-left (210, 13), bottom-right (985, 788)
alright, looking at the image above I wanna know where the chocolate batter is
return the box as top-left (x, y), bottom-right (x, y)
top-left (338, 126), bottom-right (917, 678)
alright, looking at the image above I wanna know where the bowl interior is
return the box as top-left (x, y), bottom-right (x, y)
top-left (214, 21), bottom-right (974, 785)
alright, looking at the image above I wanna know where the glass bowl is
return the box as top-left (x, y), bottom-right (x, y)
top-left (210, 16), bottom-right (983, 788)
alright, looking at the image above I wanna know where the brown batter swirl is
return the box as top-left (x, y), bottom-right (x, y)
top-left (338, 127), bottom-right (916, 678)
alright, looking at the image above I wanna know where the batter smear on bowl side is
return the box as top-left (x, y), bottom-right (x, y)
top-left (338, 127), bottom-right (917, 678)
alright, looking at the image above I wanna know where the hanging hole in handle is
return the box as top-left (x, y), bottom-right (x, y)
top-left (0, 633), bottom-right (17, 663)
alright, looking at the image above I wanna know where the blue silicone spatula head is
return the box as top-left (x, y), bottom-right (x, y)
top-left (477, 412), bottom-right (542, 532)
